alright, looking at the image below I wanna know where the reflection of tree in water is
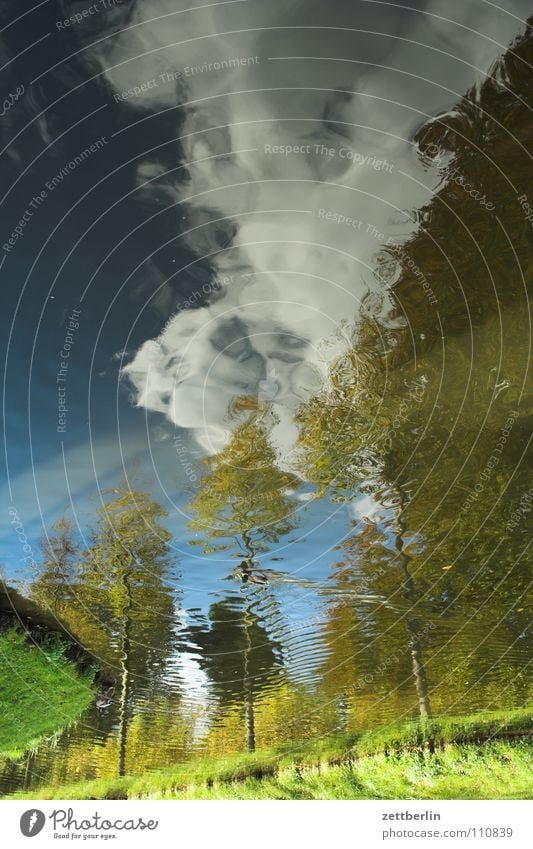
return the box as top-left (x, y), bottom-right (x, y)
top-left (189, 412), bottom-right (301, 558)
top-left (20, 23), bottom-right (533, 782)
top-left (190, 595), bottom-right (284, 752)
top-left (319, 507), bottom-right (434, 727)
top-left (295, 21), bottom-right (533, 722)
top-left (361, 17), bottom-right (533, 365)
top-left (187, 412), bottom-right (301, 750)
top-left (31, 487), bottom-right (180, 777)
top-left (393, 491), bottom-right (431, 720)
top-left (302, 388), bottom-right (532, 721)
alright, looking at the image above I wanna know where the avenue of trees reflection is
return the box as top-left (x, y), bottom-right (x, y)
top-left (1, 19), bottom-right (532, 794)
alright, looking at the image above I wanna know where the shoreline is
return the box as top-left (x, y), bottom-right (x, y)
top-left (6, 706), bottom-right (532, 801)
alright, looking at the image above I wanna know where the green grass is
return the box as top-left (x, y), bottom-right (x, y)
top-left (0, 628), bottom-right (95, 759)
top-left (8, 706), bottom-right (532, 800)
top-left (168, 741), bottom-right (532, 800)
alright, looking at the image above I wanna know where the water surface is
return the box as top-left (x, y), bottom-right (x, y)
top-left (0, 0), bottom-right (531, 794)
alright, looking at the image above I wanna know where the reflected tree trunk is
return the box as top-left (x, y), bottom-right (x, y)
top-left (395, 491), bottom-right (432, 719)
top-left (23, 749), bottom-right (36, 791)
top-left (404, 617), bottom-right (431, 719)
top-left (243, 603), bottom-right (256, 752)
top-left (337, 692), bottom-right (348, 732)
top-left (241, 528), bottom-right (257, 563)
top-left (244, 689), bottom-right (256, 752)
top-left (117, 567), bottom-right (133, 777)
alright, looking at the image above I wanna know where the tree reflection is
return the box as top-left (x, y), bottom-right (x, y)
top-left (189, 413), bottom-right (300, 560)
top-left (31, 487), bottom-right (179, 777)
top-left (190, 594), bottom-right (284, 752)
top-left (186, 410), bottom-right (303, 750)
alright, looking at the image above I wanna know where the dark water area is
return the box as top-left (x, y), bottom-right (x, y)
top-left (0, 0), bottom-right (532, 795)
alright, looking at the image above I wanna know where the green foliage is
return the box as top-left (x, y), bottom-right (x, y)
top-left (188, 416), bottom-right (300, 552)
top-left (0, 629), bottom-right (94, 759)
top-left (88, 488), bottom-right (171, 576)
top-left (31, 488), bottom-right (177, 669)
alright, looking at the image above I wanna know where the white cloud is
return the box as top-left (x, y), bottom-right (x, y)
top-left (91, 0), bottom-right (528, 465)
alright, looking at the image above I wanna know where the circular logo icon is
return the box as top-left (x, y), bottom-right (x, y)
top-left (20, 809), bottom-right (46, 837)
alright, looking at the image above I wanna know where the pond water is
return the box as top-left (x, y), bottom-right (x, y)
top-left (0, 0), bottom-right (531, 795)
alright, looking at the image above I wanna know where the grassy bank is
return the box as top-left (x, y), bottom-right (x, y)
top-left (9, 706), bottom-right (532, 800)
top-left (0, 628), bottom-right (95, 759)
